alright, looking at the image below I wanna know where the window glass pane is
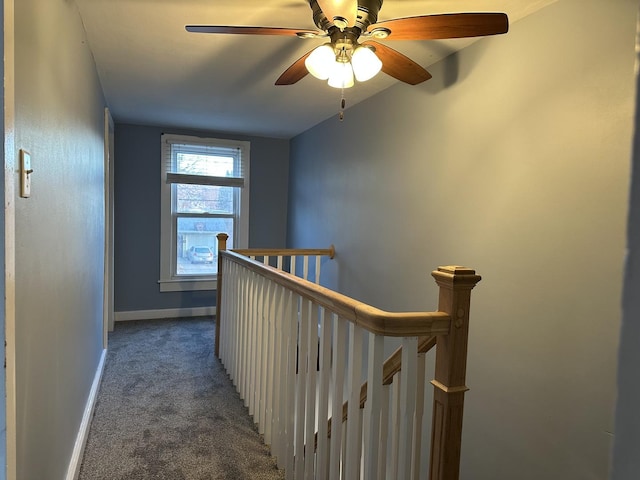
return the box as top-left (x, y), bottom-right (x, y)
top-left (175, 184), bottom-right (234, 214)
top-left (176, 152), bottom-right (235, 176)
top-left (176, 217), bottom-right (234, 276)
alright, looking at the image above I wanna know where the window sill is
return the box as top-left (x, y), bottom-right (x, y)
top-left (159, 277), bottom-right (217, 292)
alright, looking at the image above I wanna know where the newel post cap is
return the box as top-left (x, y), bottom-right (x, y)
top-left (216, 233), bottom-right (229, 251)
top-left (431, 265), bottom-right (482, 289)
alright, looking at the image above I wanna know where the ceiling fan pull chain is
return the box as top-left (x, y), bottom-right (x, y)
top-left (339, 88), bottom-right (346, 121)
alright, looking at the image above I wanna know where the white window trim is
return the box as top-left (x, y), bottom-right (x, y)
top-left (159, 134), bottom-right (250, 292)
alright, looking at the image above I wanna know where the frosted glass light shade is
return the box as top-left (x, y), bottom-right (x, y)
top-left (328, 61), bottom-right (354, 88)
top-left (305, 44), bottom-right (335, 80)
top-left (351, 46), bottom-right (382, 82)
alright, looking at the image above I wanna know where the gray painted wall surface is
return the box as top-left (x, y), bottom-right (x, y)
top-left (288, 1), bottom-right (636, 478)
top-left (612, 4), bottom-right (640, 477)
top-left (114, 124), bottom-right (289, 312)
top-left (14, 0), bottom-right (106, 478)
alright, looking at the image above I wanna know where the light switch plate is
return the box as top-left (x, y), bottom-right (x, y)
top-left (20, 149), bottom-right (31, 198)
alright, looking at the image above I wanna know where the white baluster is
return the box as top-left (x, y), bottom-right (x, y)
top-left (364, 332), bottom-right (384, 479)
top-left (239, 265), bottom-right (248, 399)
top-left (230, 262), bottom-right (239, 381)
top-left (295, 296), bottom-right (309, 479)
top-left (411, 352), bottom-right (426, 480)
top-left (218, 258), bottom-right (227, 365)
top-left (264, 280), bottom-right (276, 442)
top-left (316, 307), bottom-right (332, 480)
top-left (235, 264), bottom-right (243, 381)
top-left (253, 274), bottom-right (262, 422)
top-left (256, 275), bottom-right (268, 427)
top-left (227, 262), bottom-right (235, 387)
top-left (290, 255), bottom-right (296, 276)
top-left (358, 408), bottom-right (364, 479)
top-left (248, 271), bottom-right (258, 415)
top-left (244, 269), bottom-right (252, 407)
top-left (284, 290), bottom-right (297, 479)
top-left (246, 271), bottom-right (255, 413)
top-left (303, 256), bottom-right (309, 281)
top-left (304, 303), bottom-right (319, 479)
top-left (315, 255), bottom-right (322, 284)
top-left (257, 277), bottom-right (270, 432)
top-left (398, 337), bottom-right (418, 480)
top-left (390, 374), bottom-right (402, 479)
top-left (340, 421), bottom-right (347, 479)
top-left (378, 384), bottom-right (390, 480)
top-left (222, 260), bottom-right (231, 376)
top-left (329, 314), bottom-right (347, 480)
top-left (238, 266), bottom-right (248, 401)
top-left (271, 284), bottom-right (284, 463)
top-left (225, 261), bottom-right (233, 377)
top-left (345, 323), bottom-right (364, 479)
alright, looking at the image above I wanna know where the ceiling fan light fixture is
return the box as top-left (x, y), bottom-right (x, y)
top-left (332, 16), bottom-right (348, 31)
top-left (305, 43), bottom-right (335, 80)
top-left (328, 60), bottom-right (354, 89)
top-left (351, 45), bottom-right (382, 82)
top-left (369, 27), bottom-right (391, 39)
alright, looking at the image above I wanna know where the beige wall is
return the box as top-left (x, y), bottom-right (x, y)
top-left (288, 0), bottom-right (636, 478)
top-left (14, 0), bottom-right (106, 477)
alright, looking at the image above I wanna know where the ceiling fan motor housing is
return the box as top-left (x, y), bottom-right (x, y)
top-left (308, 0), bottom-right (383, 32)
top-left (309, 0), bottom-right (333, 31)
top-left (354, 0), bottom-right (383, 31)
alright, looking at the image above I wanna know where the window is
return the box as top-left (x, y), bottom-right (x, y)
top-left (160, 134), bottom-right (249, 292)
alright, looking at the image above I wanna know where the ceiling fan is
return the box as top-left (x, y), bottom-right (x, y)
top-left (186, 0), bottom-right (508, 88)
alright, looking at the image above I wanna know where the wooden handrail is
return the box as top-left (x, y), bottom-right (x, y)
top-left (232, 246), bottom-right (335, 259)
top-left (220, 249), bottom-right (452, 338)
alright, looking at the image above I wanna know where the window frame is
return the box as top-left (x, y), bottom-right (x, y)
top-left (159, 134), bottom-right (250, 292)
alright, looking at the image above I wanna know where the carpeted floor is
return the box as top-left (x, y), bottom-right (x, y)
top-left (78, 318), bottom-right (285, 480)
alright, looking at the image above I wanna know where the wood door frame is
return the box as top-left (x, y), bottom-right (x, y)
top-left (4, 0), bottom-right (16, 477)
top-left (103, 108), bottom-right (115, 344)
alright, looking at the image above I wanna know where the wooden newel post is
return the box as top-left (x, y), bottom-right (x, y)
top-left (429, 266), bottom-right (481, 480)
top-left (215, 233), bottom-right (228, 359)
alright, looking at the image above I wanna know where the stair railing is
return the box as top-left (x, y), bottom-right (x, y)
top-left (214, 233), bottom-right (335, 357)
top-left (215, 233), bottom-right (481, 480)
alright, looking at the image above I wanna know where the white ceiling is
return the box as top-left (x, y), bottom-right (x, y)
top-left (75, 0), bottom-right (556, 139)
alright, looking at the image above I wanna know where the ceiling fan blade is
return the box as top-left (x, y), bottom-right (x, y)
top-left (364, 41), bottom-right (431, 85)
top-left (186, 25), bottom-right (320, 37)
top-left (275, 50), bottom-right (313, 85)
top-left (316, 0), bottom-right (358, 26)
top-left (368, 13), bottom-right (508, 40)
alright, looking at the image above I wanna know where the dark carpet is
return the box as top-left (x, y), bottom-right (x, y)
top-left (78, 318), bottom-right (284, 480)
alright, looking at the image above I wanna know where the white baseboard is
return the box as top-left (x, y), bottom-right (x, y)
top-left (65, 348), bottom-right (107, 480)
top-left (114, 306), bottom-right (215, 322)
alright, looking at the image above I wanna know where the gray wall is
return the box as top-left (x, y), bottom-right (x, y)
top-left (612, 3), bottom-right (640, 477)
top-left (288, 1), bottom-right (636, 478)
top-left (14, 0), bottom-right (106, 478)
top-left (114, 124), bottom-right (289, 313)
